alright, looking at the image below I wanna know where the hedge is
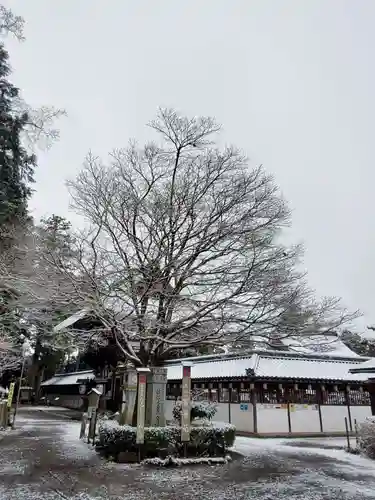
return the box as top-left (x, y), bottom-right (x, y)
top-left (97, 420), bottom-right (236, 460)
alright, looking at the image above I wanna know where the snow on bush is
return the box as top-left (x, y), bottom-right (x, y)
top-left (172, 401), bottom-right (217, 423)
top-left (142, 455), bottom-right (232, 467)
top-left (358, 417), bottom-right (375, 459)
top-left (97, 410), bottom-right (120, 422)
top-left (97, 419), bottom-right (236, 461)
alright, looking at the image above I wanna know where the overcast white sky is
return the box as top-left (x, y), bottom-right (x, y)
top-left (2, 0), bottom-right (375, 330)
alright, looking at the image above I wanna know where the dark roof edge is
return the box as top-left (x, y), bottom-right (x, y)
top-left (349, 367), bottom-right (375, 374)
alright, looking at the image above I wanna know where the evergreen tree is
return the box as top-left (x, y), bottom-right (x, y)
top-left (0, 41), bottom-right (37, 367)
top-left (0, 43), bottom-right (36, 242)
top-left (0, 6), bottom-right (65, 383)
top-left (341, 329), bottom-right (375, 357)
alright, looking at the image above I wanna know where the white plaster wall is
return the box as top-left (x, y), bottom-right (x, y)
top-left (256, 405), bottom-right (289, 434)
top-left (321, 406), bottom-right (349, 432)
top-left (230, 403), bottom-right (254, 432)
top-left (289, 405), bottom-right (320, 433)
top-left (214, 402), bottom-right (230, 424)
top-left (349, 406), bottom-right (372, 426)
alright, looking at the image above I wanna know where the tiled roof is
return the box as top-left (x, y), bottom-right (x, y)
top-left (41, 370), bottom-right (95, 386)
top-left (349, 358), bottom-right (375, 373)
top-left (167, 354), bottom-right (369, 382)
top-left (167, 355), bottom-right (258, 380)
top-left (281, 336), bottom-right (361, 358)
top-left (255, 355), bottom-right (369, 381)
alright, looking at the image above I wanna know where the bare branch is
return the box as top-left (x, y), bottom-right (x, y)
top-left (12, 98), bottom-right (67, 151)
top-left (0, 5), bottom-right (25, 41)
top-left (0, 336), bottom-right (22, 375)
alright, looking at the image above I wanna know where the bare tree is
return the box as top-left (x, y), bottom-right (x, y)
top-left (0, 223), bottom-right (82, 357)
top-left (6, 109), bottom-right (360, 366)
top-left (0, 336), bottom-right (22, 376)
top-left (16, 101), bottom-right (67, 151)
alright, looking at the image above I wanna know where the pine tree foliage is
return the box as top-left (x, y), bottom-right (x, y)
top-left (0, 44), bottom-right (36, 238)
top-left (341, 329), bottom-right (375, 357)
top-left (0, 5), bottom-right (65, 374)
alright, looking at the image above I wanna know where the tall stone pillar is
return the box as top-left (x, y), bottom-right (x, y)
top-left (120, 367), bottom-right (138, 425)
top-left (145, 367), bottom-right (168, 427)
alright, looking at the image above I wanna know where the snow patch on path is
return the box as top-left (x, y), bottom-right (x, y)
top-left (15, 414), bottom-right (97, 461)
top-left (234, 436), bottom-right (375, 477)
top-left (56, 421), bottom-right (98, 461)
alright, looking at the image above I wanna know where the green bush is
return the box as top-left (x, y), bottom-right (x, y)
top-left (97, 420), bottom-right (236, 461)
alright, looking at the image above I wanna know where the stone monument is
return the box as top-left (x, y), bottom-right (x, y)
top-left (120, 366), bottom-right (138, 425)
top-left (145, 367), bottom-right (168, 427)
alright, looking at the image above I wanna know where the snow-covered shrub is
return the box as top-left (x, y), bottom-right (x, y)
top-left (142, 455), bottom-right (232, 467)
top-left (187, 421), bottom-right (236, 456)
top-left (97, 420), bottom-right (236, 461)
top-left (358, 417), bottom-right (375, 459)
top-left (98, 420), bottom-right (178, 457)
top-left (97, 411), bottom-right (120, 423)
top-left (172, 401), bottom-right (217, 423)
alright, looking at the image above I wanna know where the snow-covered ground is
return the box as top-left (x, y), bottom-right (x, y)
top-left (1, 408), bottom-right (375, 499)
top-left (232, 436), bottom-right (375, 499)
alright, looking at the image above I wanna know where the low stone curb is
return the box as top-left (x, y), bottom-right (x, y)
top-left (37, 408), bottom-right (82, 421)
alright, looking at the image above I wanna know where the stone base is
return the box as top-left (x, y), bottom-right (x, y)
top-left (117, 451), bottom-right (138, 463)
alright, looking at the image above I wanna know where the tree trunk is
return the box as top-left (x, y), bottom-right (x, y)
top-left (30, 335), bottom-right (42, 399)
top-left (34, 366), bottom-right (44, 403)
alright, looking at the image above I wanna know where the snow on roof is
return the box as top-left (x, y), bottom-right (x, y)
top-left (41, 370), bottom-right (94, 386)
top-left (88, 387), bottom-right (103, 395)
top-left (349, 357), bottom-right (375, 374)
top-left (280, 336), bottom-right (361, 358)
top-left (53, 308), bottom-right (90, 333)
top-left (167, 353), bottom-right (369, 382)
top-left (167, 355), bottom-right (258, 380)
top-left (255, 355), bottom-right (368, 381)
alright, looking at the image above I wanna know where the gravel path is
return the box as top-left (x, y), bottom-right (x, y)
top-left (0, 408), bottom-right (375, 499)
